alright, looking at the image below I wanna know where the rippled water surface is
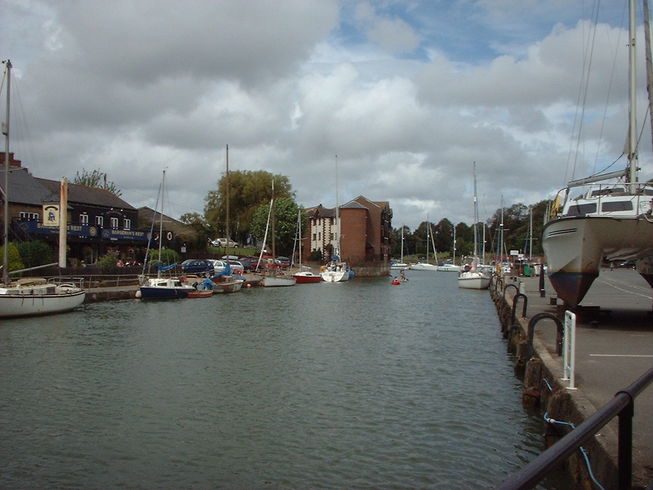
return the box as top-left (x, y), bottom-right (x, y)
top-left (1, 271), bottom-right (558, 488)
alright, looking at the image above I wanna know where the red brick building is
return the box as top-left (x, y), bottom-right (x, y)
top-left (305, 195), bottom-right (392, 267)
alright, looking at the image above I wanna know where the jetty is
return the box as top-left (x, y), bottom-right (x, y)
top-left (493, 267), bottom-right (653, 488)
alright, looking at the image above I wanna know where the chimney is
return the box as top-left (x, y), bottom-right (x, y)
top-left (0, 152), bottom-right (22, 168)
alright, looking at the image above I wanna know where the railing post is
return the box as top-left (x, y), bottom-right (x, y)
top-left (617, 391), bottom-right (634, 490)
top-left (562, 311), bottom-right (576, 390)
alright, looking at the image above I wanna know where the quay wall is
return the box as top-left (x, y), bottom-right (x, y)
top-left (490, 277), bottom-right (620, 489)
top-left (351, 261), bottom-right (389, 278)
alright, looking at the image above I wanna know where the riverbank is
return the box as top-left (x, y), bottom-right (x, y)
top-left (492, 269), bottom-right (652, 488)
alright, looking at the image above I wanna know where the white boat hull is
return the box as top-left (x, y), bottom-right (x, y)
top-left (410, 262), bottom-right (438, 271)
top-left (389, 262), bottom-right (409, 270)
top-left (262, 276), bottom-right (296, 287)
top-left (437, 264), bottom-right (461, 272)
top-left (320, 269), bottom-right (349, 282)
top-left (542, 215), bottom-right (653, 304)
top-left (0, 285), bottom-right (85, 317)
top-left (457, 271), bottom-right (491, 290)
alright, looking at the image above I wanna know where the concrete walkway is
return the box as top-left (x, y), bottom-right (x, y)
top-left (514, 268), bottom-right (653, 485)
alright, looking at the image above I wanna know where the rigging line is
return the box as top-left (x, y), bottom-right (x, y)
top-left (592, 0), bottom-right (628, 175)
top-left (570, 0), bottom-right (602, 184)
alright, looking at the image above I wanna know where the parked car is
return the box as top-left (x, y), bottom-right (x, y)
top-left (238, 256), bottom-right (260, 272)
top-left (208, 259), bottom-right (227, 275)
top-left (227, 260), bottom-right (245, 275)
top-left (181, 259), bottom-right (214, 274)
top-left (275, 256), bottom-right (291, 268)
top-left (210, 238), bottom-right (238, 247)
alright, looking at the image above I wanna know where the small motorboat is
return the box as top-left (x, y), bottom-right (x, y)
top-left (187, 290), bottom-right (213, 298)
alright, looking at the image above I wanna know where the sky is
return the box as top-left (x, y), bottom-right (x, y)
top-left (1, 0), bottom-right (649, 231)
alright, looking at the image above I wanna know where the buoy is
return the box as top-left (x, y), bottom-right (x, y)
top-left (135, 290), bottom-right (142, 298)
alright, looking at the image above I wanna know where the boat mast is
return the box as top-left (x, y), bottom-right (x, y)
top-left (628, 0), bottom-right (638, 186)
top-left (644, 0), bottom-right (653, 155)
top-left (158, 169), bottom-right (165, 278)
top-left (335, 154), bottom-right (340, 259)
top-left (425, 213), bottom-right (430, 262)
top-left (499, 195), bottom-right (504, 264)
top-left (225, 144), bottom-right (230, 247)
top-left (271, 178), bottom-right (276, 259)
top-left (472, 162), bottom-right (478, 258)
top-left (2, 60), bottom-right (11, 286)
top-left (400, 226), bottom-right (404, 263)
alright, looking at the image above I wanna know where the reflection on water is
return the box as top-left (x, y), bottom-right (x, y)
top-left (0, 271), bottom-right (561, 488)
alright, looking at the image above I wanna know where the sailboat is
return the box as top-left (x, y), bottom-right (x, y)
top-left (137, 170), bottom-right (194, 299)
top-left (458, 162), bottom-right (491, 289)
top-left (542, 0), bottom-right (653, 306)
top-left (0, 60), bottom-right (85, 317)
top-left (321, 155), bottom-right (350, 282)
top-left (257, 180), bottom-right (296, 287)
top-left (411, 217), bottom-right (438, 271)
top-left (292, 210), bottom-right (321, 283)
top-left (390, 226), bottom-right (409, 270)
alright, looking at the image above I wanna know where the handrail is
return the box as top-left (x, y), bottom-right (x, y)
top-left (498, 366), bottom-right (653, 489)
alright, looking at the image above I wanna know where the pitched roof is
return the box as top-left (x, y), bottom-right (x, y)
top-left (36, 178), bottom-right (135, 209)
top-left (137, 207), bottom-right (197, 239)
top-left (0, 168), bottom-right (50, 205)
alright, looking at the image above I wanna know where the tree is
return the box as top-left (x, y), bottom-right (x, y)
top-left (0, 242), bottom-right (25, 272)
top-left (179, 212), bottom-right (213, 251)
top-left (16, 241), bottom-right (54, 268)
top-left (204, 170), bottom-right (293, 245)
top-left (72, 169), bottom-right (122, 196)
top-left (250, 197), bottom-right (304, 256)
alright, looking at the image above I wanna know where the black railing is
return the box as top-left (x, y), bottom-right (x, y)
top-left (498, 366), bottom-right (653, 489)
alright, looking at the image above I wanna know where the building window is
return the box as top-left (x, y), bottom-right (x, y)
top-left (111, 217), bottom-right (119, 229)
top-left (312, 233), bottom-right (316, 241)
top-left (96, 215), bottom-right (104, 226)
top-left (124, 218), bottom-right (131, 230)
top-left (318, 232), bottom-right (321, 241)
top-left (19, 212), bottom-right (39, 221)
top-left (329, 233), bottom-right (333, 240)
top-left (80, 213), bottom-right (89, 225)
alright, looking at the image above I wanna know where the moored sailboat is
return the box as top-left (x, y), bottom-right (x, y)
top-left (458, 162), bottom-right (491, 290)
top-left (0, 60), bottom-right (85, 317)
top-left (542, 0), bottom-right (653, 305)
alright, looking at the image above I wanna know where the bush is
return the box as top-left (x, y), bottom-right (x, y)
top-left (0, 242), bottom-right (25, 273)
top-left (97, 253), bottom-right (118, 272)
top-left (16, 240), bottom-right (54, 268)
top-left (149, 248), bottom-right (180, 265)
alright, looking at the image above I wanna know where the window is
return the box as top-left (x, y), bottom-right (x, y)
top-left (329, 233), bottom-right (333, 240)
top-left (80, 213), bottom-right (89, 225)
top-left (601, 201), bottom-right (633, 212)
top-left (566, 203), bottom-right (597, 216)
top-left (96, 215), bottom-right (104, 226)
top-left (111, 217), bottom-right (119, 229)
top-left (312, 233), bottom-right (316, 241)
top-left (124, 218), bottom-right (131, 230)
top-left (318, 232), bottom-right (321, 241)
top-left (19, 212), bottom-right (39, 221)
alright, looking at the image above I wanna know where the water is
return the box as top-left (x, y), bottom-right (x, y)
top-left (0, 271), bottom-right (556, 488)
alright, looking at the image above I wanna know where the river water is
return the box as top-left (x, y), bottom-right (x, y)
top-left (1, 271), bottom-right (562, 488)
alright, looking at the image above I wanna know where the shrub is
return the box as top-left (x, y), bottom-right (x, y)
top-left (0, 242), bottom-right (25, 272)
top-left (16, 240), bottom-right (54, 268)
top-left (97, 253), bottom-right (118, 272)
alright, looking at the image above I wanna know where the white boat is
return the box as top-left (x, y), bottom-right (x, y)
top-left (321, 155), bottom-right (350, 283)
top-left (262, 275), bottom-right (297, 287)
top-left (390, 226), bottom-right (409, 270)
top-left (410, 217), bottom-right (437, 271)
top-left (459, 163), bottom-right (491, 290)
top-left (0, 60), bottom-right (85, 318)
top-left (437, 263), bottom-right (461, 272)
top-left (542, 0), bottom-right (653, 305)
top-left (320, 263), bottom-right (349, 282)
top-left (213, 278), bottom-right (244, 293)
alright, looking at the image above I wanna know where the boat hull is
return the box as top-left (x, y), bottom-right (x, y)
top-left (0, 288), bottom-right (85, 317)
top-left (320, 269), bottom-right (349, 282)
top-left (293, 272), bottom-right (321, 283)
top-left (262, 276), bottom-right (296, 287)
top-left (410, 262), bottom-right (438, 271)
top-left (457, 272), bottom-right (491, 290)
top-left (139, 286), bottom-right (192, 299)
top-left (542, 216), bottom-right (653, 305)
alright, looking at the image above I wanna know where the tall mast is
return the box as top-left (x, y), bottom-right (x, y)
top-left (644, 0), bottom-right (653, 154)
top-left (335, 154), bottom-right (340, 258)
top-left (271, 178), bottom-right (276, 258)
top-left (225, 144), bottom-right (230, 246)
top-left (472, 162), bottom-right (478, 257)
top-left (2, 60), bottom-right (11, 285)
top-left (158, 169), bottom-right (165, 278)
top-left (499, 195), bottom-right (504, 263)
top-left (426, 213), bottom-right (430, 262)
top-left (628, 0), bottom-right (638, 185)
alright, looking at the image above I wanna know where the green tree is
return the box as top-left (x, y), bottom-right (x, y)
top-left (72, 169), bottom-right (122, 196)
top-left (204, 170), bottom-right (293, 245)
top-left (16, 241), bottom-right (54, 268)
top-left (179, 212), bottom-right (213, 251)
top-left (250, 197), bottom-right (304, 256)
top-left (0, 242), bottom-right (25, 272)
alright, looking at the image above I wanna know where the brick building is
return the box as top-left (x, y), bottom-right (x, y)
top-left (304, 195), bottom-right (392, 267)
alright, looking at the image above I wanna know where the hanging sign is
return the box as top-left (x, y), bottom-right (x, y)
top-left (43, 204), bottom-right (59, 227)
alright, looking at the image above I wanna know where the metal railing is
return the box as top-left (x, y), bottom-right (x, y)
top-left (498, 366), bottom-right (653, 489)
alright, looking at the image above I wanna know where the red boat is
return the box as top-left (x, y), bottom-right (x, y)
top-left (187, 290), bottom-right (213, 298)
top-left (293, 271), bottom-right (322, 284)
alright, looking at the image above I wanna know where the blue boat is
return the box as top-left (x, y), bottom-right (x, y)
top-left (137, 278), bottom-right (195, 299)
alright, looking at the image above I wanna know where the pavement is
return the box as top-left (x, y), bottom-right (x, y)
top-left (513, 268), bottom-right (653, 485)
